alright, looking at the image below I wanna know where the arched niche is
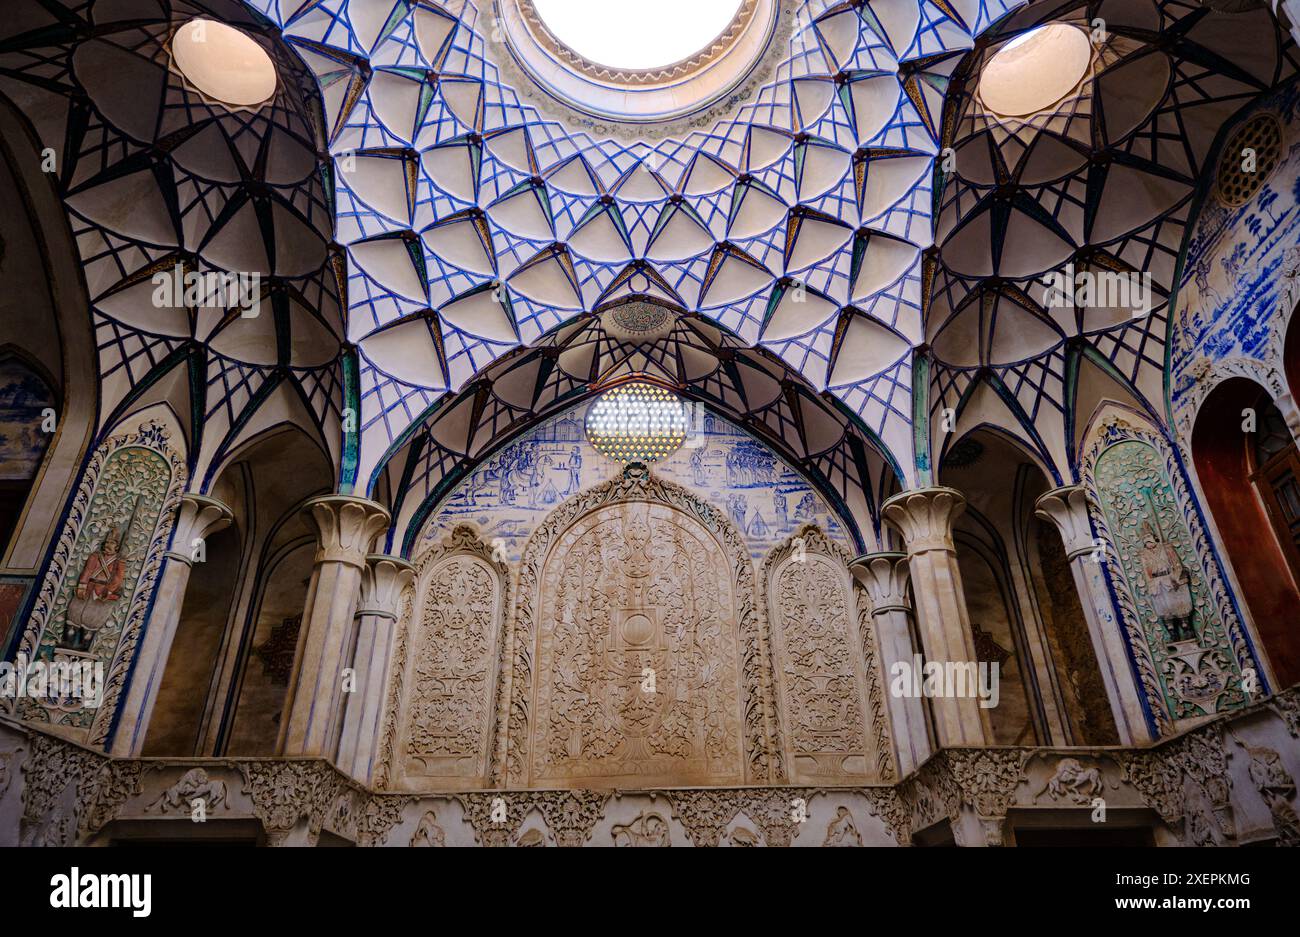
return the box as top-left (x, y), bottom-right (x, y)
top-left (10, 405), bottom-right (186, 747)
top-left (205, 425), bottom-right (333, 756)
top-left (0, 91), bottom-right (97, 577)
top-left (1080, 403), bottom-right (1262, 737)
top-left (384, 524), bottom-right (511, 790)
top-left (1191, 377), bottom-right (1300, 687)
top-left (759, 524), bottom-right (894, 783)
top-left (940, 427), bottom-right (1119, 746)
top-left (1286, 303), bottom-right (1300, 407)
top-left (503, 470), bottom-right (780, 789)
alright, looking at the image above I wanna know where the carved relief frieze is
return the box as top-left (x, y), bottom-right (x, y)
top-left (146, 767), bottom-right (227, 815)
top-left (354, 794), bottom-right (414, 846)
top-left (1241, 743), bottom-right (1300, 845)
top-left (238, 760), bottom-right (344, 845)
top-left (611, 809), bottom-right (673, 846)
top-left (945, 749), bottom-right (1030, 823)
top-left (455, 789), bottom-right (610, 847)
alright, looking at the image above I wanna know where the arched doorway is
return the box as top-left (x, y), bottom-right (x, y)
top-left (0, 354), bottom-right (56, 553)
top-left (940, 428), bottom-right (1119, 745)
top-left (1191, 378), bottom-right (1300, 687)
top-left (142, 425), bottom-right (333, 756)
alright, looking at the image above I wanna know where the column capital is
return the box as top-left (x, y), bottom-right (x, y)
top-left (358, 554), bottom-right (415, 619)
top-left (164, 493), bottom-right (234, 566)
top-left (1033, 484), bottom-right (1095, 560)
top-left (301, 495), bottom-right (391, 569)
top-left (850, 551), bottom-right (911, 614)
top-left (881, 486), bottom-right (967, 554)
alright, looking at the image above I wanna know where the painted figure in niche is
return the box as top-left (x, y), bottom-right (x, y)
top-left (1138, 520), bottom-right (1196, 643)
top-left (59, 500), bottom-right (139, 652)
top-left (773, 488), bottom-right (787, 527)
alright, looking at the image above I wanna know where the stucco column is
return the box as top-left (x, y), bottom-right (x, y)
top-left (277, 495), bottom-right (391, 759)
top-left (110, 494), bottom-right (233, 756)
top-left (1034, 484), bottom-right (1154, 744)
top-left (336, 554), bottom-right (414, 784)
top-left (851, 551), bottom-right (932, 776)
top-left (881, 487), bottom-right (994, 747)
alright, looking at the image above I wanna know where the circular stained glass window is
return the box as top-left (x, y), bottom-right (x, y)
top-left (585, 382), bottom-right (688, 464)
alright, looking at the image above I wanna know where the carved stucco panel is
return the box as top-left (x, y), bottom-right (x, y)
top-left (761, 526), bottom-right (895, 783)
top-left (505, 471), bottom-right (780, 788)
top-left (390, 526), bottom-right (510, 789)
top-left (530, 500), bottom-right (745, 787)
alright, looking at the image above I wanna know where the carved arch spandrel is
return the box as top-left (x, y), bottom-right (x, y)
top-left (760, 525), bottom-right (896, 784)
top-left (503, 469), bottom-right (782, 788)
top-left (388, 524), bottom-right (512, 791)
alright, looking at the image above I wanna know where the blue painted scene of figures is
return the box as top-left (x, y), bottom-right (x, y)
top-left (422, 405), bottom-right (851, 562)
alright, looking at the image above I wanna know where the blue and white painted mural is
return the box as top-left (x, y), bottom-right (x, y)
top-left (1170, 81), bottom-right (1300, 427)
top-left (418, 404), bottom-right (853, 562)
top-left (0, 358), bottom-right (54, 482)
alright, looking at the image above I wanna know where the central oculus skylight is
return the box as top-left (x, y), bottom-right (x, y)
top-left (532, 0), bottom-right (743, 70)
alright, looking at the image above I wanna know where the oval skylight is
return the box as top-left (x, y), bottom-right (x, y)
top-left (979, 24), bottom-right (1092, 118)
top-left (172, 19), bottom-right (277, 108)
top-left (532, 0), bottom-right (742, 70)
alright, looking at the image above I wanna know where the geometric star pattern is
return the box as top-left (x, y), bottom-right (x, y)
top-left (0, 0), bottom-right (346, 487)
top-left (928, 0), bottom-right (1298, 482)
top-left (370, 301), bottom-right (905, 552)
top-left (244, 0), bottom-right (1025, 492)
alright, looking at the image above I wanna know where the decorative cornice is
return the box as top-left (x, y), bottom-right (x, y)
top-left (6, 685), bottom-right (1300, 846)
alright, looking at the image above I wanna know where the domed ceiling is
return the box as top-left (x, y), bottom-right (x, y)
top-left (929, 0), bottom-right (1297, 480)
top-left (0, 0), bottom-right (345, 484)
top-left (1, 0), bottom-right (1295, 548)
top-left (237, 0), bottom-right (1024, 496)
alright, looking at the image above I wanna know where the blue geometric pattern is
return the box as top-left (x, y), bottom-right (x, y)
top-left (244, 0), bottom-right (1025, 489)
